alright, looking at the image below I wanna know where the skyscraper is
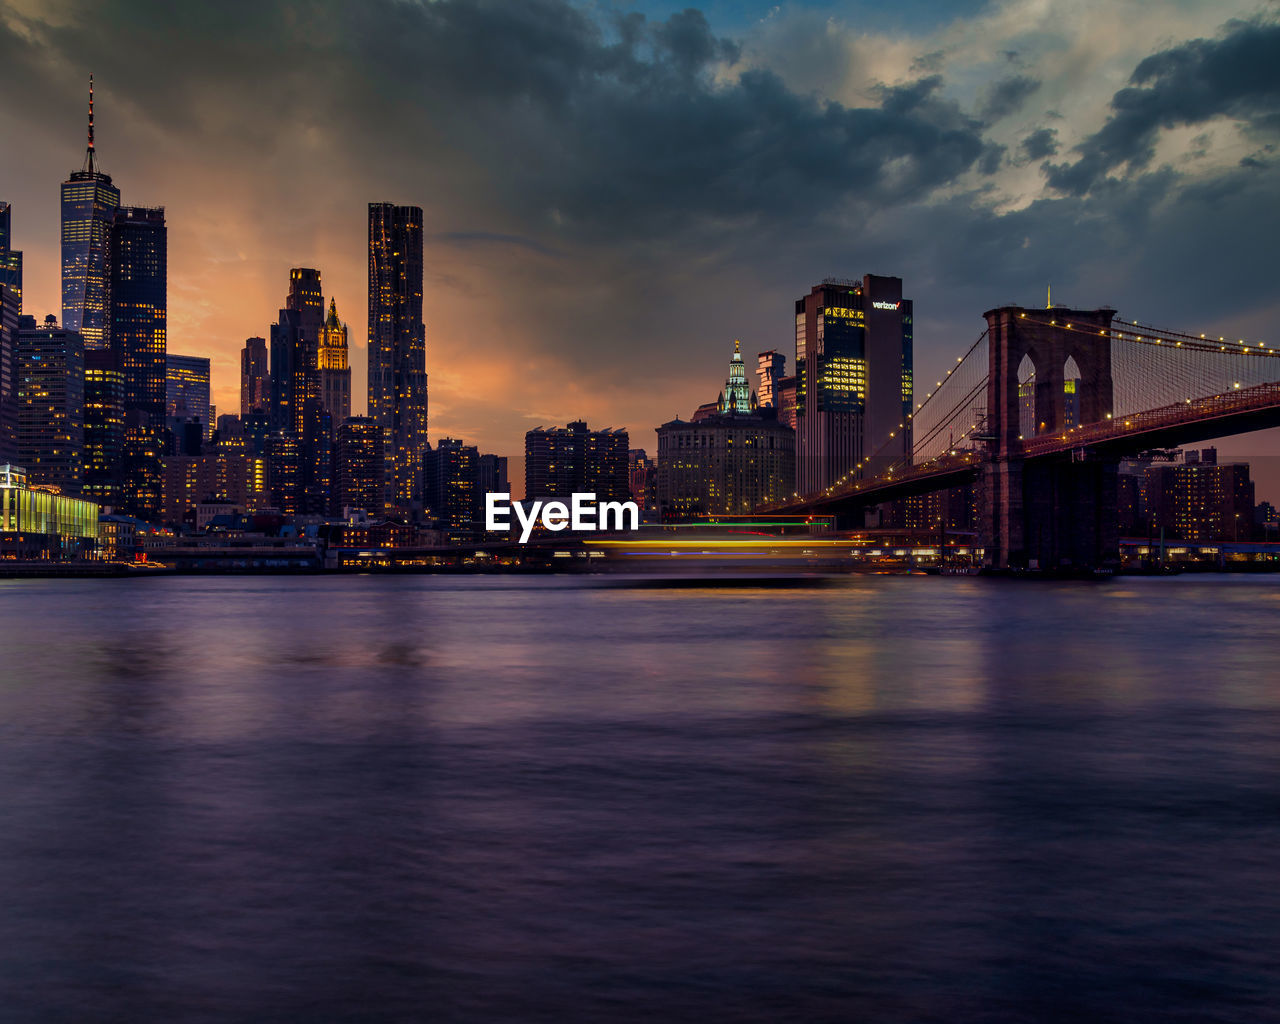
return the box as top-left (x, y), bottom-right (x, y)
top-left (424, 438), bottom-right (479, 539)
top-left (17, 315), bottom-right (85, 495)
top-left (0, 280), bottom-right (18, 465)
top-left (794, 275), bottom-right (913, 496)
top-left (318, 298), bottom-right (351, 425)
top-left (83, 348), bottom-right (125, 505)
top-left (61, 76), bottom-right (121, 349)
top-left (335, 415), bottom-right (388, 517)
top-left (240, 336), bottom-right (268, 416)
top-left (269, 268), bottom-right (323, 434)
top-left (166, 354), bottom-right (211, 439)
top-left (368, 203), bottom-right (427, 508)
top-left (108, 206), bottom-right (167, 422)
top-left (0, 201), bottom-right (23, 313)
top-left (756, 350), bottom-right (785, 409)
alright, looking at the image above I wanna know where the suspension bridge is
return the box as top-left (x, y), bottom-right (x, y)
top-left (768, 304), bottom-right (1280, 570)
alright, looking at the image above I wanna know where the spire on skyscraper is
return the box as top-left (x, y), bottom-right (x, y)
top-left (83, 73), bottom-right (97, 175)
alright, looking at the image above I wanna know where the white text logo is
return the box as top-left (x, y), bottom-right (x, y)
top-left (485, 492), bottom-right (640, 543)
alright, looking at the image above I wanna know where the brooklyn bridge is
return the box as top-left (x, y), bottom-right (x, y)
top-left (767, 305), bottom-right (1280, 570)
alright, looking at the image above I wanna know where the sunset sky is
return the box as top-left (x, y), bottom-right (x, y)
top-left (2, 0), bottom-right (1279, 475)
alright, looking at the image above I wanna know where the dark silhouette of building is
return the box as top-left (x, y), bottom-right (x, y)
top-left (16, 315), bottom-right (85, 494)
top-left (1142, 449), bottom-right (1255, 542)
top-left (525, 421), bottom-right (628, 502)
top-left (368, 203), bottom-right (428, 509)
top-left (478, 452), bottom-right (508, 498)
top-left (794, 276), bottom-right (912, 495)
top-left (61, 76), bottom-right (120, 350)
top-left (240, 336), bottom-right (268, 415)
top-left (83, 348), bottom-right (125, 505)
top-left (270, 268), bottom-right (323, 433)
top-left (0, 201), bottom-right (22, 314)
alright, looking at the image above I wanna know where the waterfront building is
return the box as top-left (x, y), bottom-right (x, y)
top-left (318, 298), bottom-right (351, 424)
top-left (267, 431), bottom-right (302, 515)
top-left (1143, 450), bottom-right (1255, 542)
top-left (83, 348), bottom-right (125, 505)
top-left (61, 77), bottom-right (120, 349)
top-left (107, 206), bottom-right (166, 422)
top-left (524, 421), bottom-right (629, 502)
top-left (166, 354), bottom-right (211, 439)
top-left (0, 464), bottom-right (99, 559)
top-left (16, 315), bottom-right (85, 495)
top-left (424, 438), bottom-right (479, 538)
top-left (0, 201), bottom-right (23, 313)
top-left (655, 339), bottom-right (795, 519)
top-left (794, 275), bottom-right (913, 495)
top-left (240, 336), bottom-right (268, 415)
top-left (335, 415), bottom-right (389, 517)
top-left (368, 203), bottom-right (428, 508)
top-left (160, 450), bottom-right (268, 527)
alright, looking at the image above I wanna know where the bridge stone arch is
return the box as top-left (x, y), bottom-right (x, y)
top-left (982, 305), bottom-right (1118, 570)
top-left (986, 305), bottom-right (1116, 456)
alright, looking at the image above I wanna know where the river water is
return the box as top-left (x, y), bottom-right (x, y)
top-left (1, 573), bottom-right (1279, 1022)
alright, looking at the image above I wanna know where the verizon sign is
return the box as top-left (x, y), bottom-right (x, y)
top-left (871, 300), bottom-right (900, 311)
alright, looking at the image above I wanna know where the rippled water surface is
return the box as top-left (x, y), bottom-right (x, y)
top-left (2, 573), bottom-right (1280, 1022)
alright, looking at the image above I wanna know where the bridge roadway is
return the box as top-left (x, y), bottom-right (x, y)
top-left (769, 380), bottom-right (1280, 516)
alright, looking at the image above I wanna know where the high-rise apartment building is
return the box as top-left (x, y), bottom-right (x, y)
top-left (794, 275), bottom-right (913, 495)
top-left (0, 201), bottom-right (23, 313)
top-left (368, 203), bottom-right (428, 507)
top-left (16, 315), bottom-right (85, 495)
top-left (107, 206), bottom-right (166, 422)
top-left (524, 421), bottom-right (629, 502)
top-left (240, 336), bottom-right (268, 415)
top-left (166, 354), bottom-right (211, 439)
top-left (318, 298), bottom-right (351, 424)
top-left (62, 77), bottom-right (120, 349)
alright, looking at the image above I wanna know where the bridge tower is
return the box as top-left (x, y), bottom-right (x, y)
top-left (982, 305), bottom-right (1119, 570)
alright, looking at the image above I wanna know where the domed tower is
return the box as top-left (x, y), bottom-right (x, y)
top-left (717, 339), bottom-right (757, 414)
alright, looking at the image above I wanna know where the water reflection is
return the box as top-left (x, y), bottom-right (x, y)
top-left (0, 574), bottom-right (1278, 1021)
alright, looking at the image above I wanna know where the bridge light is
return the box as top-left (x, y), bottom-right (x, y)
top-left (1234, 382), bottom-right (1241, 388)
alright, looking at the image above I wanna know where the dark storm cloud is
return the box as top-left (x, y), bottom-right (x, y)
top-left (1046, 17), bottom-right (1280, 194)
top-left (0, 0), bottom-right (989, 244)
top-left (979, 74), bottom-right (1040, 122)
top-left (1021, 127), bottom-right (1059, 160)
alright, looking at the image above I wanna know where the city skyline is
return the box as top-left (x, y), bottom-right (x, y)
top-left (1, 1), bottom-right (1278, 474)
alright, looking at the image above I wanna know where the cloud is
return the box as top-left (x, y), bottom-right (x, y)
top-left (1021, 127), bottom-right (1059, 160)
top-left (1046, 17), bottom-right (1280, 194)
top-left (0, 0), bottom-right (1276, 478)
top-left (980, 73), bottom-right (1040, 122)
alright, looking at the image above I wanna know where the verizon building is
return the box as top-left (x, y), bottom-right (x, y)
top-left (794, 275), bottom-right (912, 496)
